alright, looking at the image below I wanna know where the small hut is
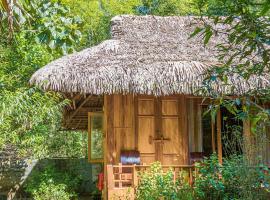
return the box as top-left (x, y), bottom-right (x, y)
top-left (30, 15), bottom-right (270, 199)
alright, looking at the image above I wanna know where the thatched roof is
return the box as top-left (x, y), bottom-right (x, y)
top-left (30, 15), bottom-right (270, 96)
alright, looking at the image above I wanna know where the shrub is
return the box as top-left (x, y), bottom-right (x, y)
top-left (136, 156), bottom-right (270, 200)
top-left (194, 154), bottom-right (270, 200)
top-left (135, 162), bottom-right (194, 200)
top-left (32, 182), bottom-right (75, 200)
top-left (24, 163), bottom-right (81, 199)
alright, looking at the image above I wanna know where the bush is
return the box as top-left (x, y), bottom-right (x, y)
top-left (24, 163), bottom-right (81, 199)
top-left (194, 154), bottom-right (270, 200)
top-left (135, 162), bottom-right (194, 200)
top-left (135, 156), bottom-right (270, 200)
top-left (32, 182), bottom-right (74, 200)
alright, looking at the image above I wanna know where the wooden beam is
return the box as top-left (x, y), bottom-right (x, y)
top-left (68, 107), bottom-right (103, 113)
top-left (66, 95), bottom-right (92, 124)
top-left (216, 108), bottom-right (222, 164)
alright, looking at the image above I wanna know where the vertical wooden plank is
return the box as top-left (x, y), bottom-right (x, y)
top-left (197, 102), bottom-right (203, 152)
top-left (193, 100), bottom-right (198, 151)
top-left (243, 119), bottom-right (252, 164)
top-left (128, 95), bottom-right (135, 149)
top-left (133, 165), bottom-right (138, 187)
top-left (216, 108), bottom-right (222, 164)
top-left (188, 99), bottom-right (195, 152)
top-left (105, 95), bottom-right (115, 164)
top-left (211, 118), bottom-right (216, 153)
top-left (134, 96), bottom-right (138, 150)
top-left (179, 95), bottom-right (189, 165)
top-left (107, 165), bottom-right (114, 190)
top-left (103, 95), bottom-right (108, 200)
top-left (155, 97), bottom-right (163, 163)
top-left (114, 95), bottom-right (136, 161)
top-left (119, 163), bottom-right (122, 188)
top-left (88, 113), bottom-right (91, 162)
top-left (124, 95), bottom-right (134, 128)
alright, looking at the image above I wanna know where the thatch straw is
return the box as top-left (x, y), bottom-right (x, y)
top-left (30, 15), bottom-right (270, 96)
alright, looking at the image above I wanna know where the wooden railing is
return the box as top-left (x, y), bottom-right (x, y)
top-left (107, 164), bottom-right (196, 199)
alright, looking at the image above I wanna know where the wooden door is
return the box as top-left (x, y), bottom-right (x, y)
top-left (161, 98), bottom-right (181, 165)
top-left (137, 96), bottom-right (187, 165)
top-left (137, 97), bottom-right (156, 164)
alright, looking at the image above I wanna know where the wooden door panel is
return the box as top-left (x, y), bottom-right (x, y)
top-left (138, 117), bottom-right (155, 154)
top-left (162, 117), bottom-right (179, 155)
top-left (138, 99), bottom-right (154, 115)
top-left (162, 100), bottom-right (178, 115)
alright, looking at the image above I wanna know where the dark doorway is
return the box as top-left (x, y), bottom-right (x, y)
top-left (221, 107), bottom-right (243, 157)
top-left (202, 105), bottom-right (214, 157)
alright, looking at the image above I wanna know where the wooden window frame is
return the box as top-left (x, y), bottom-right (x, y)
top-left (88, 112), bottom-right (104, 163)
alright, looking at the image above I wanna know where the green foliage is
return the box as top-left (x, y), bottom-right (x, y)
top-left (192, 0), bottom-right (270, 147)
top-left (91, 129), bottom-right (104, 159)
top-left (60, 0), bottom-right (140, 47)
top-left (0, 1), bottom-right (86, 158)
top-left (194, 154), bottom-right (270, 200)
top-left (135, 0), bottom-right (198, 16)
top-left (136, 162), bottom-right (193, 200)
top-left (0, 88), bottom-right (65, 156)
top-left (31, 183), bottom-right (74, 200)
top-left (28, 0), bottom-right (83, 54)
top-left (47, 131), bottom-right (88, 158)
top-left (136, 157), bottom-right (270, 200)
top-left (61, 0), bottom-right (199, 47)
top-left (0, 0), bottom-right (83, 54)
top-left (136, 162), bottom-right (175, 200)
top-left (0, 29), bottom-right (68, 157)
top-left (25, 163), bottom-right (80, 200)
top-left (194, 155), bottom-right (225, 199)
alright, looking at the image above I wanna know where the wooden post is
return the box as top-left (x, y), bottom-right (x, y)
top-left (107, 165), bottom-right (114, 190)
top-left (243, 119), bottom-right (253, 164)
top-left (133, 165), bottom-right (138, 187)
top-left (217, 108), bottom-right (222, 164)
top-left (211, 118), bottom-right (216, 153)
top-left (103, 95), bottom-right (108, 200)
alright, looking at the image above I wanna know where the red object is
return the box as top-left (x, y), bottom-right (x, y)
top-left (97, 172), bottom-right (104, 191)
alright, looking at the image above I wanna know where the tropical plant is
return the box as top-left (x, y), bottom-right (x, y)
top-left (28, 0), bottom-right (83, 54)
top-left (192, 0), bottom-right (270, 163)
top-left (0, 0), bottom-right (86, 158)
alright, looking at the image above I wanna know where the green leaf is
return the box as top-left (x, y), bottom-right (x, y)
top-left (203, 27), bottom-right (213, 45)
top-left (189, 27), bottom-right (203, 38)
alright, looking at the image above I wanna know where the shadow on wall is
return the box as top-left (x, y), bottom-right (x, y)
top-left (0, 147), bottom-right (102, 199)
